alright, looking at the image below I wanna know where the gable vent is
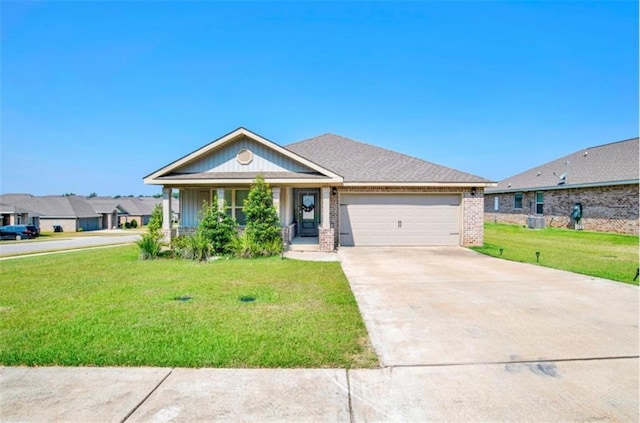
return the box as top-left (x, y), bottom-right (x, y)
top-left (236, 149), bottom-right (253, 165)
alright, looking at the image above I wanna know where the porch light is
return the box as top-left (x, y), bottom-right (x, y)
top-left (332, 187), bottom-right (338, 196)
top-left (470, 187), bottom-right (477, 196)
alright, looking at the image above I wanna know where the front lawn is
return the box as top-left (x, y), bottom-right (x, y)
top-left (472, 223), bottom-right (639, 285)
top-left (0, 245), bottom-right (378, 368)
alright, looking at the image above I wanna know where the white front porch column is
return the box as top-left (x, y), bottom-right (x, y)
top-left (162, 187), bottom-right (172, 231)
top-left (321, 187), bottom-right (330, 229)
top-left (216, 188), bottom-right (225, 211)
top-left (272, 187), bottom-right (281, 224)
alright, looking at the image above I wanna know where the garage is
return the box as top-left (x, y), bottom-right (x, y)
top-left (339, 194), bottom-right (461, 246)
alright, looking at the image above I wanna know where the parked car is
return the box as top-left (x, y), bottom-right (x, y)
top-left (0, 225), bottom-right (40, 240)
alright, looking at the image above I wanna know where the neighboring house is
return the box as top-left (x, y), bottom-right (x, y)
top-left (484, 137), bottom-right (639, 235)
top-left (87, 196), bottom-right (174, 228)
top-left (0, 194), bottom-right (102, 232)
top-left (0, 202), bottom-right (39, 226)
top-left (144, 127), bottom-right (494, 251)
top-left (86, 197), bottom-right (125, 229)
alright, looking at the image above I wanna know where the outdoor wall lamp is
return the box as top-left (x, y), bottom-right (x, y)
top-left (470, 187), bottom-right (477, 196)
top-left (332, 187), bottom-right (338, 196)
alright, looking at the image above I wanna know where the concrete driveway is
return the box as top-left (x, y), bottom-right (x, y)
top-left (340, 247), bottom-right (639, 421)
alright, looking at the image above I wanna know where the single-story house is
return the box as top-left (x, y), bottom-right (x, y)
top-left (144, 127), bottom-right (494, 251)
top-left (87, 196), bottom-right (167, 228)
top-left (0, 194), bottom-right (102, 232)
top-left (484, 137), bottom-right (639, 235)
top-left (0, 202), bottom-right (39, 226)
top-left (86, 198), bottom-right (125, 229)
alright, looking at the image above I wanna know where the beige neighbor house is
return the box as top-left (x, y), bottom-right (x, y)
top-left (0, 194), bottom-right (102, 232)
top-left (484, 137), bottom-right (639, 235)
top-left (87, 196), bottom-right (170, 228)
top-left (0, 202), bottom-right (38, 226)
top-left (144, 128), bottom-right (494, 252)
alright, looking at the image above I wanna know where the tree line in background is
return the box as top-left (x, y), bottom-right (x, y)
top-left (138, 175), bottom-right (282, 260)
top-left (61, 192), bottom-right (178, 199)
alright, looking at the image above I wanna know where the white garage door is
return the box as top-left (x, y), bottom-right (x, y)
top-left (339, 194), bottom-right (461, 246)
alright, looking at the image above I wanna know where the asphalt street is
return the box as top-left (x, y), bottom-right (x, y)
top-left (0, 234), bottom-right (141, 256)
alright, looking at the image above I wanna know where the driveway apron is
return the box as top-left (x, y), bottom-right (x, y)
top-left (339, 246), bottom-right (639, 421)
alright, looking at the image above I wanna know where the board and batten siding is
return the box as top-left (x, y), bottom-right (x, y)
top-left (180, 189), bottom-right (212, 227)
top-left (180, 136), bottom-right (314, 174)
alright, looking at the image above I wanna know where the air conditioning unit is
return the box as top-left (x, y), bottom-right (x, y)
top-left (527, 216), bottom-right (545, 229)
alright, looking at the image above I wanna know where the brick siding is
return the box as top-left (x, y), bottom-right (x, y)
top-left (484, 184), bottom-right (639, 235)
top-left (319, 227), bottom-right (335, 252)
top-left (462, 191), bottom-right (484, 246)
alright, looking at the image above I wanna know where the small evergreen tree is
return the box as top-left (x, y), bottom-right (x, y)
top-left (137, 204), bottom-right (164, 260)
top-left (197, 200), bottom-right (237, 255)
top-left (148, 204), bottom-right (163, 233)
top-left (243, 175), bottom-right (282, 255)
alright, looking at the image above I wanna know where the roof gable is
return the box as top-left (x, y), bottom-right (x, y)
top-left (488, 137), bottom-right (639, 192)
top-left (144, 127), bottom-right (341, 184)
top-left (286, 133), bottom-right (492, 185)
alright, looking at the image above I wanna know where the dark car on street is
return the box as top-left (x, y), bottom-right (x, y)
top-left (0, 225), bottom-right (40, 240)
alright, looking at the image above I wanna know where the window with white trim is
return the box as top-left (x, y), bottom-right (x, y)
top-left (224, 189), bottom-right (249, 225)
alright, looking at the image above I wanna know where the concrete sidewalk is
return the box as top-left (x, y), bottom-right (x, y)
top-left (2, 360), bottom-right (638, 422)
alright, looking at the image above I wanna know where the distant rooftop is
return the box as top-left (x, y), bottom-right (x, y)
top-left (487, 137), bottom-right (639, 192)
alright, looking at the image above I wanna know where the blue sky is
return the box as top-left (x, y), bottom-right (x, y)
top-left (2, 1), bottom-right (637, 196)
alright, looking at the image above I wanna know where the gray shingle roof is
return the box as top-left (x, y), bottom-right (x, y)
top-left (0, 194), bottom-right (100, 218)
top-left (286, 133), bottom-right (491, 184)
top-left (487, 137), bottom-right (639, 193)
top-left (0, 202), bottom-right (34, 215)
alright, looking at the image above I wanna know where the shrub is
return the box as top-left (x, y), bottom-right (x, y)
top-left (243, 175), bottom-right (282, 256)
top-left (197, 201), bottom-right (237, 255)
top-left (148, 204), bottom-right (163, 233)
top-left (77, 227), bottom-right (84, 232)
top-left (229, 230), bottom-right (282, 258)
top-left (229, 231), bottom-right (259, 258)
top-left (130, 219), bottom-right (138, 228)
top-left (137, 232), bottom-right (162, 260)
top-left (178, 232), bottom-right (212, 261)
top-left (138, 204), bottom-right (165, 260)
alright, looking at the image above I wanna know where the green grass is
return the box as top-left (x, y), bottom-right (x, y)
top-left (472, 223), bottom-right (639, 285)
top-left (0, 245), bottom-right (378, 368)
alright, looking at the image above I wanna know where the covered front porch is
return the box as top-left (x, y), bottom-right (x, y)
top-left (159, 185), bottom-right (336, 252)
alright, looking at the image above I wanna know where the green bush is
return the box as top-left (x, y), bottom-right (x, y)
top-left (176, 232), bottom-right (212, 261)
top-left (197, 201), bottom-right (237, 255)
top-left (228, 231), bottom-right (259, 258)
top-left (77, 227), bottom-right (84, 232)
top-left (130, 219), bottom-right (138, 228)
top-left (148, 205), bottom-right (163, 233)
top-left (137, 232), bottom-right (162, 260)
top-left (138, 204), bottom-right (165, 260)
top-left (229, 230), bottom-right (282, 258)
top-left (243, 175), bottom-right (282, 256)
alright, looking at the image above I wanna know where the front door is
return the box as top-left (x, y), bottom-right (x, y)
top-left (298, 191), bottom-right (319, 237)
